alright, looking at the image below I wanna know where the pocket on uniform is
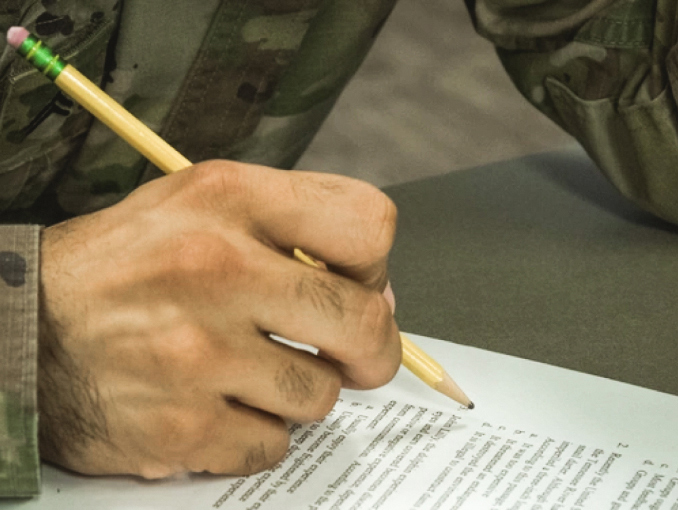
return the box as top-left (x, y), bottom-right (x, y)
top-left (545, 76), bottom-right (678, 224)
top-left (0, 13), bottom-right (116, 213)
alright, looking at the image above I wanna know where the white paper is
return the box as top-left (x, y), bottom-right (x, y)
top-left (3, 334), bottom-right (677, 509)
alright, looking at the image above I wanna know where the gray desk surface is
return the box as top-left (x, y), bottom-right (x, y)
top-left (384, 148), bottom-right (678, 396)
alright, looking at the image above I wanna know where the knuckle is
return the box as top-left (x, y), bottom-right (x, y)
top-left (274, 360), bottom-right (341, 422)
top-left (190, 160), bottom-right (247, 198)
top-left (352, 295), bottom-right (400, 388)
top-left (356, 187), bottom-right (397, 258)
top-left (315, 373), bottom-right (342, 420)
top-left (201, 414), bottom-right (289, 475)
top-left (295, 272), bottom-right (347, 321)
top-left (187, 161), bottom-right (254, 217)
top-left (267, 423), bottom-right (292, 466)
top-left (169, 233), bottom-right (219, 275)
top-left (241, 426), bottom-right (290, 475)
top-left (314, 367), bottom-right (341, 420)
top-left (276, 361), bottom-right (316, 407)
top-left (304, 366), bottom-right (342, 422)
top-left (355, 295), bottom-right (393, 355)
top-left (169, 232), bottom-right (249, 280)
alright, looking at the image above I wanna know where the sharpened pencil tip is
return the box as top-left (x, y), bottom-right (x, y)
top-left (7, 26), bottom-right (29, 49)
top-left (435, 373), bottom-right (474, 409)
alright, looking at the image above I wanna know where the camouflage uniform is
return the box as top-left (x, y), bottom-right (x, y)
top-left (0, 0), bottom-right (676, 497)
top-left (472, 0), bottom-right (678, 224)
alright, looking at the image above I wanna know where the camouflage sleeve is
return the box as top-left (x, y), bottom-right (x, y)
top-left (468, 0), bottom-right (678, 225)
top-left (0, 225), bottom-right (40, 497)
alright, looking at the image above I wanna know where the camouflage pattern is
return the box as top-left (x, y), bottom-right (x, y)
top-left (0, 225), bottom-right (40, 497)
top-left (0, 0), bottom-right (397, 222)
top-left (0, 0), bottom-right (396, 496)
top-left (468, 0), bottom-right (678, 224)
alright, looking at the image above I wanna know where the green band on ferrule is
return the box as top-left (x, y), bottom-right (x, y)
top-left (17, 34), bottom-right (67, 81)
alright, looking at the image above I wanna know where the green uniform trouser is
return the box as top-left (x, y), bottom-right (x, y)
top-left (472, 0), bottom-right (678, 224)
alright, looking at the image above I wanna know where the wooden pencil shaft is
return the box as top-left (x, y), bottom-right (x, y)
top-left (56, 66), bottom-right (191, 174)
top-left (53, 58), bottom-right (469, 406)
top-left (401, 334), bottom-right (444, 386)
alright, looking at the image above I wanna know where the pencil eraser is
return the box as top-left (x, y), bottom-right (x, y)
top-left (7, 26), bottom-right (30, 49)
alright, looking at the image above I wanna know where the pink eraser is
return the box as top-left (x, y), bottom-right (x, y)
top-left (7, 26), bottom-right (30, 49)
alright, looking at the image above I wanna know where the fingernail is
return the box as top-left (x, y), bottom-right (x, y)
top-left (383, 280), bottom-right (396, 314)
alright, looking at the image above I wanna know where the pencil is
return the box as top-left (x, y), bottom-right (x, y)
top-left (7, 27), bottom-right (473, 409)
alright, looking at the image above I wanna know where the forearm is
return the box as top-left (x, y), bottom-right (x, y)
top-left (0, 225), bottom-right (41, 497)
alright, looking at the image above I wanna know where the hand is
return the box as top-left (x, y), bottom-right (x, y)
top-left (38, 160), bottom-right (400, 479)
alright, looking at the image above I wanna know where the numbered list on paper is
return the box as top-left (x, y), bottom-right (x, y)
top-left (210, 399), bottom-right (678, 510)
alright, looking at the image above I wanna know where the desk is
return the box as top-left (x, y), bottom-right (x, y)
top-left (385, 147), bottom-right (678, 396)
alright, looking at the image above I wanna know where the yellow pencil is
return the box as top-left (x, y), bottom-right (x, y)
top-left (8, 27), bottom-right (473, 408)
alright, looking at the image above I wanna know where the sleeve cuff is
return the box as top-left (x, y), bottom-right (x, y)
top-left (0, 225), bottom-right (41, 497)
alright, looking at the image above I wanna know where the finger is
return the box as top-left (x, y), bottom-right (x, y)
top-left (148, 229), bottom-right (398, 394)
top-left (260, 169), bottom-right (397, 290)
top-left (224, 333), bottom-right (342, 423)
top-left (75, 396), bottom-right (289, 478)
top-left (185, 162), bottom-right (397, 291)
top-left (185, 399), bottom-right (290, 476)
top-left (247, 249), bottom-right (402, 390)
